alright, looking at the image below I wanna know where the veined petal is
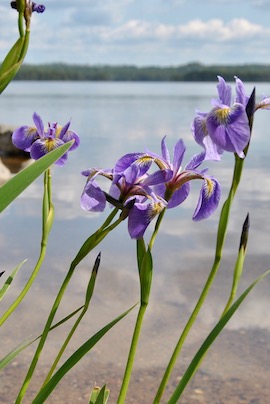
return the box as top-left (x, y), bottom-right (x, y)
top-left (192, 114), bottom-right (208, 146)
top-left (167, 182), bottom-right (190, 208)
top-left (185, 151), bottom-right (206, 170)
top-left (128, 200), bottom-right (165, 239)
top-left (172, 139), bottom-right (186, 175)
top-left (30, 138), bottom-right (67, 166)
top-left (193, 177), bottom-right (221, 221)
top-left (81, 181), bottom-right (106, 212)
top-left (142, 169), bottom-right (173, 187)
top-left (206, 104), bottom-right (250, 157)
top-left (161, 136), bottom-right (170, 164)
top-left (216, 76), bottom-right (232, 106)
top-left (201, 135), bottom-right (223, 161)
top-left (114, 152), bottom-right (151, 177)
top-left (235, 76), bottom-right (249, 106)
top-left (61, 129), bottom-right (80, 151)
top-left (32, 112), bottom-right (44, 137)
top-left (12, 125), bottom-right (39, 151)
top-left (256, 97), bottom-right (270, 110)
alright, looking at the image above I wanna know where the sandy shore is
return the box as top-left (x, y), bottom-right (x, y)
top-left (1, 254), bottom-right (270, 403)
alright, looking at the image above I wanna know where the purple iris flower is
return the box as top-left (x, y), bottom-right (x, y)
top-left (140, 137), bottom-right (221, 220)
top-left (12, 112), bottom-right (80, 166)
top-left (192, 76), bottom-right (250, 159)
top-left (81, 161), bottom-right (171, 239)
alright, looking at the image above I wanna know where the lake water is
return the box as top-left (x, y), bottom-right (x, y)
top-left (1, 81), bottom-right (270, 403)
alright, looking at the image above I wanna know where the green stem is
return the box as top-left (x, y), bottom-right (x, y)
top-left (118, 209), bottom-right (166, 403)
top-left (154, 155), bottom-right (245, 403)
top-left (0, 170), bottom-right (53, 327)
top-left (117, 304), bottom-right (147, 404)
top-left (15, 209), bottom-right (121, 402)
top-left (149, 208), bottom-right (166, 251)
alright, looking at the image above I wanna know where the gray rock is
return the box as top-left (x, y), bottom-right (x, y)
top-left (0, 125), bottom-right (30, 158)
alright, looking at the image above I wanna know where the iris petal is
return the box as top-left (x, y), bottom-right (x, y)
top-left (30, 138), bottom-right (67, 166)
top-left (193, 177), bottom-right (221, 221)
top-left (12, 126), bottom-right (39, 151)
top-left (81, 180), bottom-right (106, 212)
top-left (206, 104), bottom-right (250, 157)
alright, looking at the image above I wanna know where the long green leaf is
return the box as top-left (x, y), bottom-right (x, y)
top-left (40, 253), bottom-right (101, 386)
top-left (167, 269), bottom-right (270, 403)
top-left (0, 305), bottom-right (84, 370)
top-left (32, 303), bottom-right (137, 403)
top-left (0, 141), bottom-right (73, 213)
top-left (0, 259), bottom-right (27, 301)
top-left (0, 37), bottom-right (24, 76)
top-left (89, 385), bottom-right (110, 404)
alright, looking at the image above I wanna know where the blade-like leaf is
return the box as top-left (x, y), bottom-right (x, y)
top-left (32, 304), bottom-right (137, 403)
top-left (0, 37), bottom-right (24, 76)
top-left (0, 140), bottom-right (73, 213)
top-left (167, 269), bottom-right (270, 403)
top-left (89, 385), bottom-right (110, 404)
top-left (0, 259), bottom-right (27, 301)
top-left (0, 305), bottom-right (84, 370)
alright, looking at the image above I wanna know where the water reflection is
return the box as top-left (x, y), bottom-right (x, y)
top-left (1, 82), bottom-right (270, 402)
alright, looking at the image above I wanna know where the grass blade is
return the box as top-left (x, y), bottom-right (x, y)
top-left (32, 303), bottom-right (137, 403)
top-left (0, 259), bottom-right (27, 301)
top-left (0, 141), bottom-right (73, 213)
top-left (167, 269), bottom-right (270, 403)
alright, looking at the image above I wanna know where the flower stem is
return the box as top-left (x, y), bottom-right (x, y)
top-left (118, 210), bottom-right (166, 403)
top-left (15, 209), bottom-right (121, 402)
top-left (0, 170), bottom-right (53, 327)
top-left (117, 303), bottom-right (147, 404)
top-left (154, 155), bottom-right (245, 403)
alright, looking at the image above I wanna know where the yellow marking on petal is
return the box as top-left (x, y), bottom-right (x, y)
top-left (205, 178), bottom-right (214, 198)
top-left (137, 156), bottom-right (153, 165)
top-left (44, 138), bottom-right (58, 152)
top-left (55, 125), bottom-right (62, 137)
top-left (149, 201), bottom-right (165, 219)
top-left (215, 107), bottom-right (230, 124)
top-left (26, 126), bottom-right (38, 137)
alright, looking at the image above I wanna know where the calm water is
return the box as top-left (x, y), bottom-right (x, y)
top-left (1, 81), bottom-right (270, 402)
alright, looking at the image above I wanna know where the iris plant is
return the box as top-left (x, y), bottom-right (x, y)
top-left (81, 137), bottom-right (221, 239)
top-left (12, 112), bottom-right (80, 166)
top-left (192, 76), bottom-right (270, 161)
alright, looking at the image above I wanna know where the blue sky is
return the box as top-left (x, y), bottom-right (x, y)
top-left (2, 0), bottom-right (270, 66)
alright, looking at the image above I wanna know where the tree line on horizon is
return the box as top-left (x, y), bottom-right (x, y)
top-left (11, 62), bottom-right (270, 81)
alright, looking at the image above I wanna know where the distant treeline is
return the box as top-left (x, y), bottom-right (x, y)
top-left (12, 62), bottom-right (270, 81)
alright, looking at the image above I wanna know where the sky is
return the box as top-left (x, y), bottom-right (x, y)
top-left (2, 0), bottom-right (270, 66)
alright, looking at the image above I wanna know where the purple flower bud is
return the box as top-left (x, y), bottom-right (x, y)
top-left (32, 2), bottom-right (45, 13)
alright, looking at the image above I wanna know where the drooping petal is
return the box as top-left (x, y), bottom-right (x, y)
top-left (12, 126), bottom-right (39, 151)
top-left (256, 97), bottom-right (270, 110)
top-left (30, 138), bottom-right (68, 166)
top-left (114, 152), bottom-right (151, 177)
top-left (128, 200), bottom-right (165, 239)
top-left (58, 121), bottom-right (80, 151)
top-left (81, 180), bottom-right (106, 212)
top-left (206, 104), bottom-right (250, 157)
top-left (192, 177), bottom-right (221, 221)
top-left (167, 182), bottom-right (190, 209)
top-left (192, 113), bottom-right (208, 146)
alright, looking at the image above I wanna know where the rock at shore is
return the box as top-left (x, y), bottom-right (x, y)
top-left (0, 125), bottom-right (30, 158)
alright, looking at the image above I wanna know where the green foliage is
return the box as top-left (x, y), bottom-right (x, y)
top-left (11, 62), bottom-right (270, 81)
top-left (0, 141), bottom-right (73, 213)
